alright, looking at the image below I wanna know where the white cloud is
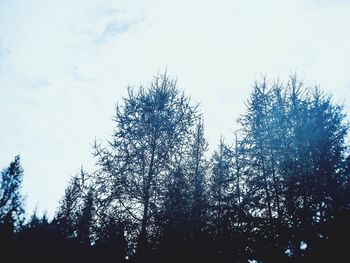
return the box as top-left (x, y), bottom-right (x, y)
top-left (1, 0), bottom-right (350, 216)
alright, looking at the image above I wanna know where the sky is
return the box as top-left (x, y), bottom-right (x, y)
top-left (1, 0), bottom-right (350, 217)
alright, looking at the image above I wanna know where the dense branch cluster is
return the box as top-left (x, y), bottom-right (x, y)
top-left (1, 74), bottom-right (350, 263)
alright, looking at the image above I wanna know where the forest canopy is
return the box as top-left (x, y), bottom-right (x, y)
top-left (1, 73), bottom-right (350, 263)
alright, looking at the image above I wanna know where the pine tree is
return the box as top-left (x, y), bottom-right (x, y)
top-left (77, 189), bottom-right (94, 246)
top-left (159, 166), bottom-right (191, 262)
top-left (185, 119), bottom-right (209, 258)
top-left (55, 172), bottom-right (85, 238)
top-left (0, 155), bottom-right (25, 235)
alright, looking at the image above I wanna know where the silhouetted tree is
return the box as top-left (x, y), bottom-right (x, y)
top-left (55, 170), bottom-right (86, 239)
top-left (0, 155), bottom-right (25, 260)
top-left (187, 119), bottom-right (209, 252)
top-left (0, 155), bottom-right (25, 230)
top-left (209, 137), bottom-right (248, 261)
top-left (5, 73), bottom-right (349, 263)
top-left (158, 166), bottom-right (191, 262)
top-left (94, 214), bottom-right (128, 263)
top-left (77, 189), bottom-right (94, 246)
top-left (238, 76), bottom-right (349, 262)
top-left (92, 73), bottom-right (200, 259)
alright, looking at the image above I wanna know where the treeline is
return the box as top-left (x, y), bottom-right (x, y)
top-left (1, 74), bottom-right (350, 263)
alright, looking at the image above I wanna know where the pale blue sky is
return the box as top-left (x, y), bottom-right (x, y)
top-left (1, 0), bottom-right (350, 217)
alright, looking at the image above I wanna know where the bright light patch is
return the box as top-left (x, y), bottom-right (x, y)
top-left (300, 241), bottom-right (308, 250)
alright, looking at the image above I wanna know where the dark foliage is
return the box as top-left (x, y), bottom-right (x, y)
top-left (1, 74), bottom-right (350, 263)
